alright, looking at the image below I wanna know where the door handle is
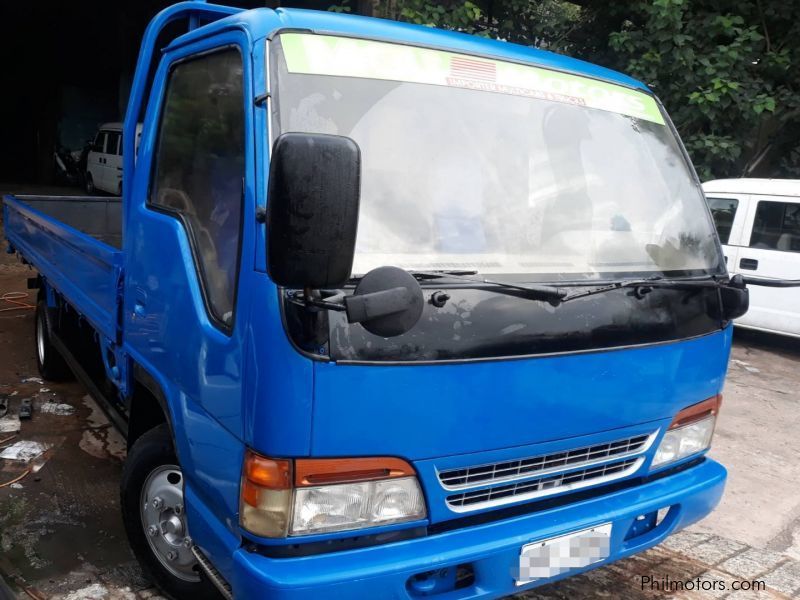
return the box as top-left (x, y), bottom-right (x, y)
top-left (740, 258), bottom-right (759, 270)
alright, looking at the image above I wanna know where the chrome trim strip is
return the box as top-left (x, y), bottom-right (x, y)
top-left (437, 431), bottom-right (658, 491)
top-left (445, 457), bottom-right (645, 513)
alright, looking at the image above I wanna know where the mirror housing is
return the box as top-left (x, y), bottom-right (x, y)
top-left (720, 274), bottom-right (749, 321)
top-left (267, 133), bottom-right (361, 289)
top-left (345, 266), bottom-right (424, 337)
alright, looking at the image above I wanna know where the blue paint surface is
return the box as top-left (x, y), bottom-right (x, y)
top-left (312, 329), bottom-right (731, 461)
top-left (2, 4), bottom-right (731, 598)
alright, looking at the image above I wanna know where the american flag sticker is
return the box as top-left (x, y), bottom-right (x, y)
top-left (449, 57), bottom-right (497, 82)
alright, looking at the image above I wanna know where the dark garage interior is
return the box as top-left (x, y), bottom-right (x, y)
top-left (0, 0), bottom-right (345, 186)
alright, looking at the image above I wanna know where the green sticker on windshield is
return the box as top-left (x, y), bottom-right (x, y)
top-left (279, 33), bottom-right (665, 125)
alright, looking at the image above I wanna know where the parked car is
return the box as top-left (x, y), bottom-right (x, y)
top-left (85, 122), bottom-right (142, 195)
top-left (4, 3), bottom-right (777, 599)
top-left (704, 178), bottom-right (800, 338)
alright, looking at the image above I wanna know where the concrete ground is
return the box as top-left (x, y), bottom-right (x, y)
top-left (1, 186), bottom-right (799, 599)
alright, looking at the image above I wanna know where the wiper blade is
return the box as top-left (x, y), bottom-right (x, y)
top-left (412, 269), bottom-right (479, 278)
top-left (408, 270), bottom-right (568, 303)
top-left (561, 276), bottom-right (724, 302)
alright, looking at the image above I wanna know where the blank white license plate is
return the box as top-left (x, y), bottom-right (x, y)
top-left (516, 523), bottom-right (612, 585)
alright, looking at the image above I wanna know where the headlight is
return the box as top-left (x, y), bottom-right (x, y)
top-left (240, 454), bottom-right (426, 537)
top-left (651, 415), bottom-right (715, 467)
top-left (292, 477), bottom-right (425, 534)
top-left (651, 395), bottom-right (721, 469)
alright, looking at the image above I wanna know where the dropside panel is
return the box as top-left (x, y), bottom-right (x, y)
top-left (3, 195), bottom-right (123, 341)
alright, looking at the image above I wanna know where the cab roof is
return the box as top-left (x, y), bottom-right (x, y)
top-left (170, 5), bottom-right (651, 94)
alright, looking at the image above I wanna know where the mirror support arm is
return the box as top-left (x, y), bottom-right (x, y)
top-left (288, 287), bottom-right (414, 325)
top-left (344, 287), bottom-right (412, 324)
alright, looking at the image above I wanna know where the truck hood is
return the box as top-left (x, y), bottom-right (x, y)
top-left (310, 328), bottom-right (731, 460)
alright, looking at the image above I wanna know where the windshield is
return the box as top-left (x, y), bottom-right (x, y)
top-left (270, 34), bottom-right (724, 282)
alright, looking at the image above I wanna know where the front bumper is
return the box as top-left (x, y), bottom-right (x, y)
top-left (229, 458), bottom-right (726, 599)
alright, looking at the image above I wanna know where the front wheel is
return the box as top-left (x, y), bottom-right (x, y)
top-left (85, 172), bottom-right (95, 194)
top-left (121, 425), bottom-right (220, 599)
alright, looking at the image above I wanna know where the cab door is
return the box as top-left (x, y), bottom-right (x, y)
top-left (123, 35), bottom-right (255, 536)
top-left (735, 195), bottom-right (800, 336)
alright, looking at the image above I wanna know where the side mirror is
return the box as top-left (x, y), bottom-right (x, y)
top-left (267, 132), bottom-right (361, 289)
top-left (720, 274), bottom-right (749, 321)
top-left (345, 266), bottom-right (424, 337)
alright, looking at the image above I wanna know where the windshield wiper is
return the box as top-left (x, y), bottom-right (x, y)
top-left (347, 270), bottom-right (567, 303)
top-left (344, 271), bottom-right (748, 307)
top-left (406, 270), bottom-right (568, 303)
top-left (560, 276), bottom-right (727, 303)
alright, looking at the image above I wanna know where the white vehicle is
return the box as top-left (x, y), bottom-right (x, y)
top-left (704, 178), bottom-right (800, 338)
top-left (85, 122), bottom-right (142, 195)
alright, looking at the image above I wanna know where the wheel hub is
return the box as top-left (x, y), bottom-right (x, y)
top-left (140, 465), bottom-right (199, 581)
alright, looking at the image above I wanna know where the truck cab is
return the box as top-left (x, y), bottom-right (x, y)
top-left (3, 3), bottom-right (744, 598)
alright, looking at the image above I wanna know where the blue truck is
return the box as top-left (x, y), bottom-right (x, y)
top-left (1, 2), bottom-right (765, 598)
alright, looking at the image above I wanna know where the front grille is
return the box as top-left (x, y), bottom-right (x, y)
top-left (438, 433), bottom-right (651, 490)
top-left (445, 457), bottom-right (640, 511)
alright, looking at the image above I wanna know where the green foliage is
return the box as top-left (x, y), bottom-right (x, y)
top-left (591, 0), bottom-right (800, 180)
top-left (326, 0), bottom-right (800, 179)
top-left (363, 1), bottom-right (485, 33)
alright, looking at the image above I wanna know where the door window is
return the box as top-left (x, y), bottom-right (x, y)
top-left (106, 132), bottom-right (121, 155)
top-left (149, 48), bottom-right (245, 329)
top-left (92, 132), bottom-right (107, 153)
top-left (750, 201), bottom-right (800, 252)
top-left (706, 197), bottom-right (739, 244)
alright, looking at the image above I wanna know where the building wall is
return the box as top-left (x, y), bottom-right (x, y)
top-left (0, 0), bottom-right (332, 184)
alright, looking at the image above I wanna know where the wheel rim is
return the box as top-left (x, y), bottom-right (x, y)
top-left (140, 465), bottom-right (200, 582)
top-left (36, 310), bottom-right (46, 366)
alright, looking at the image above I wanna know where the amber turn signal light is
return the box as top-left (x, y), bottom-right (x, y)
top-left (669, 394), bottom-right (722, 429)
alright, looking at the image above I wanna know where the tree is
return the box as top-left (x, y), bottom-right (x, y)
top-left (582, 0), bottom-right (800, 180)
top-left (329, 0), bottom-right (579, 50)
top-left (327, 0), bottom-right (800, 179)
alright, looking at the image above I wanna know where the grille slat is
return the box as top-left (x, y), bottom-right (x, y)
top-left (446, 458), bottom-right (639, 510)
top-left (438, 433), bottom-right (650, 490)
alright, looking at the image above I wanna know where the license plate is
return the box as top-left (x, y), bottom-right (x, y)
top-left (516, 523), bottom-right (612, 585)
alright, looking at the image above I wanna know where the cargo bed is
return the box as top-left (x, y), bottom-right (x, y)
top-left (2, 195), bottom-right (123, 341)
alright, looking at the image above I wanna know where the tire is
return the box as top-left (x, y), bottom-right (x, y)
top-left (35, 300), bottom-right (73, 381)
top-left (85, 172), bottom-right (95, 194)
top-left (121, 425), bottom-right (221, 600)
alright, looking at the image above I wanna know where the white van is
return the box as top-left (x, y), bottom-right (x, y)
top-left (85, 122), bottom-right (142, 195)
top-left (703, 178), bottom-right (800, 338)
